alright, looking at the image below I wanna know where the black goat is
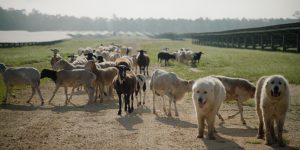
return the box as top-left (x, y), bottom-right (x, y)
top-left (157, 52), bottom-right (176, 66)
top-left (192, 52), bottom-right (204, 64)
top-left (114, 65), bottom-right (137, 115)
top-left (137, 50), bottom-right (150, 76)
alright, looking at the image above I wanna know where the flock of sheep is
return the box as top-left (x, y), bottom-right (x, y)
top-left (0, 44), bottom-right (290, 147)
top-left (157, 48), bottom-right (204, 66)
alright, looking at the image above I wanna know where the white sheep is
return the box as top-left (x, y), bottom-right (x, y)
top-left (53, 59), bottom-right (85, 70)
top-left (72, 55), bottom-right (88, 66)
top-left (150, 69), bottom-right (194, 116)
top-left (0, 63), bottom-right (44, 105)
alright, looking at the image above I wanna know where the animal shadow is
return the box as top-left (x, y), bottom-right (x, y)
top-left (116, 113), bottom-right (143, 131)
top-left (155, 115), bottom-right (197, 128)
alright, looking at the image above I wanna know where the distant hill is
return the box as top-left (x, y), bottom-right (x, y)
top-left (0, 7), bottom-right (299, 33)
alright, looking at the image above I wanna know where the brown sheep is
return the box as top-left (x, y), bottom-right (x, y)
top-left (85, 61), bottom-right (118, 102)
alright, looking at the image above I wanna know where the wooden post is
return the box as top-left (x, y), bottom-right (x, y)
top-left (252, 36), bottom-right (256, 49)
top-left (260, 34), bottom-right (264, 50)
top-left (244, 36), bottom-right (248, 48)
top-left (271, 35), bottom-right (275, 50)
top-left (238, 37), bottom-right (241, 48)
top-left (297, 32), bottom-right (300, 53)
top-left (282, 34), bottom-right (287, 51)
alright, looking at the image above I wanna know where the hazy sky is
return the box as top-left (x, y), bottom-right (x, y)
top-left (0, 0), bottom-right (299, 19)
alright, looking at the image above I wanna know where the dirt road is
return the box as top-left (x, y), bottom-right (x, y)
top-left (0, 66), bottom-right (300, 150)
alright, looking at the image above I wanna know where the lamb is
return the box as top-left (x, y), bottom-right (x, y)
top-left (255, 75), bottom-right (290, 147)
top-left (53, 59), bottom-right (85, 70)
top-left (40, 69), bottom-right (96, 104)
top-left (150, 69), bottom-right (194, 116)
top-left (212, 75), bottom-right (256, 124)
top-left (85, 61), bottom-right (118, 102)
top-left (0, 63), bottom-right (44, 105)
top-left (113, 65), bottom-right (137, 115)
top-left (137, 50), bottom-right (150, 76)
top-left (50, 48), bottom-right (62, 67)
top-left (135, 74), bottom-right (147, 106)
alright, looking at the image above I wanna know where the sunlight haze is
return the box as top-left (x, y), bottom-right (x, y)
top-left (0, 0), bottom-right (299, 19)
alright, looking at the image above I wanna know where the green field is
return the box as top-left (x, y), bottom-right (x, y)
top-left (1, 37), bottom-right (300, 101)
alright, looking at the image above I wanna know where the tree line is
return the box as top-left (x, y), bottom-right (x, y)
top-left (0, 7), bottom-right (299, 33)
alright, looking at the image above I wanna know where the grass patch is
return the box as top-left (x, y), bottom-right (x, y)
top-left (141, 39), bottom-right (300, 84)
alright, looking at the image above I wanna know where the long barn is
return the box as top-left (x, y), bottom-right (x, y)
top-left (189, 22), bottom-right (300, 53)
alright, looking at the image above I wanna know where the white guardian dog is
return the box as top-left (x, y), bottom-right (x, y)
top-left (192, 76), bottom-right (226, 140)
top-left (255, 75), bottom-right (290, 147)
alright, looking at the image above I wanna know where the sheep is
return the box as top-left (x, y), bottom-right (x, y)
top-left (78, 47), bottom-right (93, 56)
top-left (177, 50), bottom-right (186, 63)
top-left (157, 52), bottom-right (176, 66)
top-left (0, 63), bottom-right (44, 105)
top-left (109, 53), bottom-right (121, 61)
top-left (40, 69), bottom-right (96, 104)
top-left (137, 50), bottom-right (150, 76)
top-left (191, 52), bottom-right (204, 64)
top-left (114, 65), bottom-right (137, 115)
top-left (67, 54), bottom-right (78, 63)
top-left (97, 61), bottom-right (116, 68)
top-left (184, 50), bottom-right (194, 62)
top-left (115, 57), bottom-right (131, 69)
top-left (150, 69), bottom-right (194, 116)
top-left (120, 46), bottom-right (133, 56)
top-left (131, 54), bottom-right (138, 73)
top-left (50, 48), bottom-right (62, 67)
top-left (212, 75), bottom-right (256, 124)
top-left (84, 61), bottom-right (118, 102)
top-left (99, 51), bottom-right (110, 61)
top-left (53, 59), bottom-right (85, 71)
top-left (72, 54), bottom-right (88, 66)
top-left (176, 49), bottom-right (194, 64)
top-left (135, 74), bottom-right (147, 107)
top-left (121, 56), bottom-right (134, 67)
top-left (96, 56), bottom-right (105, 63)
